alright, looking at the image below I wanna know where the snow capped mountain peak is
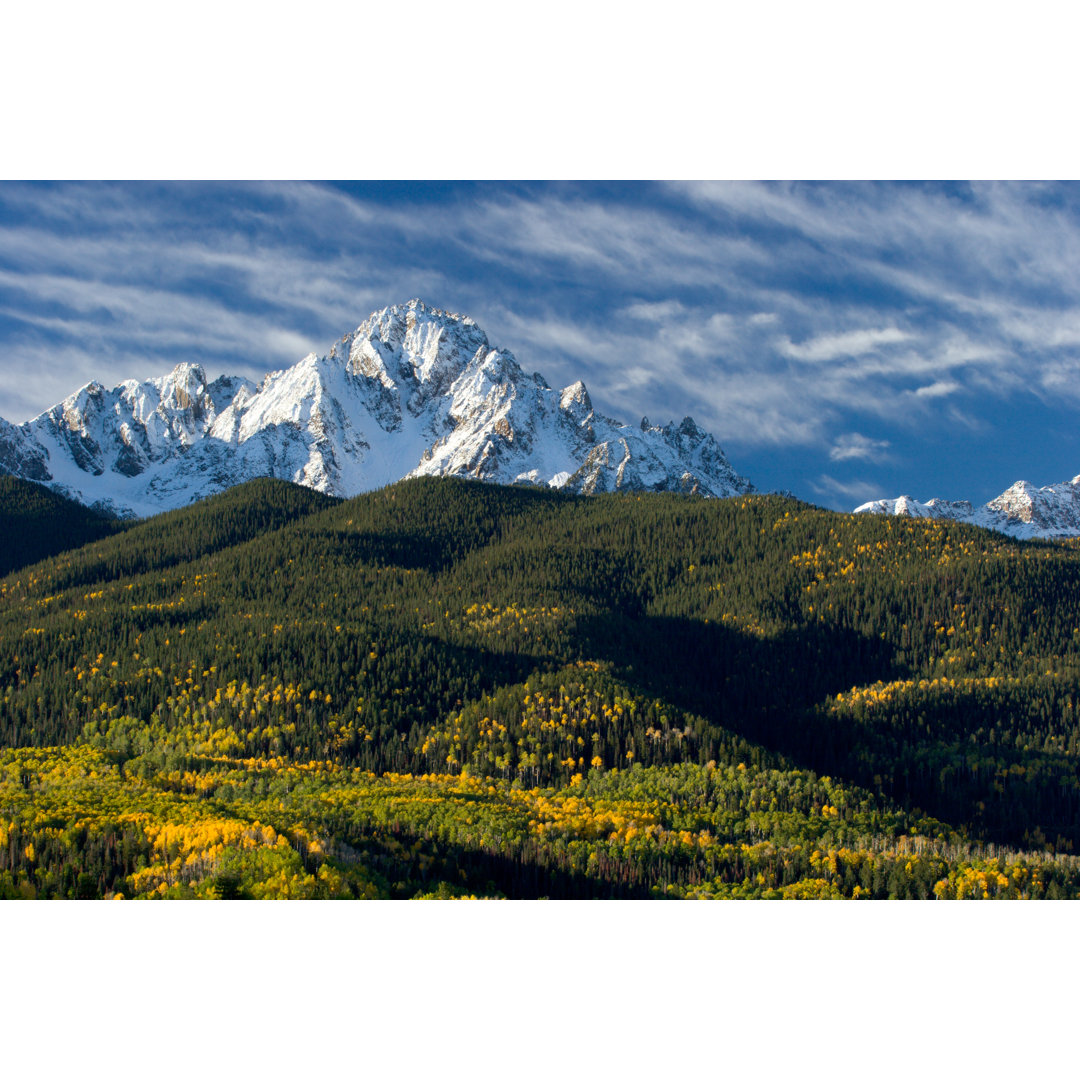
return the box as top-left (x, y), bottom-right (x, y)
top-left (341, 299), bottom-right (489, 384)
top-left (560, 379), bottom-right (592, 410)
top-left (0, 301), bottom-right (752, 517)
top-left (160, 360), bottom-right (207, 389)
top-left (155, 362), bottom-right (212, 419)
top-left (855, 474), bottom-right (1080, 539)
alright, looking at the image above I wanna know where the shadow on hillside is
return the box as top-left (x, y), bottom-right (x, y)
top-left (337, 823), bottom-right (661, 899)
top-left (321, 530), bottom-right (467, 573)
top-left (570, 611), bottom-right (1080, 851)
top-left (572, 611), bottom-right (900, 762)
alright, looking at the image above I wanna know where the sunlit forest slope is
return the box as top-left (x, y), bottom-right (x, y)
top-left (3, 475), bottom-right (1080, 898)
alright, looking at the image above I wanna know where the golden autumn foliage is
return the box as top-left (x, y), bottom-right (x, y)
top-left (4, 477), bottom-right (1080, 898)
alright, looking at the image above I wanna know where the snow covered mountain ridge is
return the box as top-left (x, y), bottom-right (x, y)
top-left (854, 476), bottom-right (1080, 539)
top-left (0, 299), bottom-right (753, 518)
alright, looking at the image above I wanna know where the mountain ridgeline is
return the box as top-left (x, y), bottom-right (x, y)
top-left (856, 475), bottom-right (1080, 540)
top-left (4, 294), bottom-right (1076, 542)
top-left (0, 299), bottom-right (751, 518)
top-left (3, 476), bottom-right (1080, 899)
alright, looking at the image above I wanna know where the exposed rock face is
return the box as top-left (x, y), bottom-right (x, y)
top-left (0, 300), bottom-right (753, 517)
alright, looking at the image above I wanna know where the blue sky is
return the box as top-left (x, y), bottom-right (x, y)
top-left (1, 179), bottom-right (1079, 509)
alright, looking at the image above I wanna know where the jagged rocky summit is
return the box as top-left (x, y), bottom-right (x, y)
top-left (0, 300), bottom-right (752, 518)
top-left (854, 475), bottom-right (1080, 540)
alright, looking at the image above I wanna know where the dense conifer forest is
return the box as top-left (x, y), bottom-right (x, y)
top-left (0, 477), bottom-right (128, 577)
top-left (3, 474), bottom-right (1080, 898)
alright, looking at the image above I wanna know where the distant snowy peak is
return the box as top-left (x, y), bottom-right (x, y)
top-left (854, 475), bottom-right (1080, 539)
top-left (853, 495), bottom-right (974, 523)
top-left (0, 299), bottom-right (752, 517)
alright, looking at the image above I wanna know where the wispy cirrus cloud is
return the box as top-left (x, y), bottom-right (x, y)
top-left (810, 474), bottom-right (886, 505)
top-left (3, 180), bottom-right (1080, 506)
top-left (780, 327), bottom-right (911, 363)
top-left (829, 433), bottom-right (892, 463)
top-left (442, 193), bottom-right (773, 289)
top-left (913, 380), bottom-right (960, 399)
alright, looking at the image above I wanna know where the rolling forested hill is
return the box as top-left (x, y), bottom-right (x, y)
top-left (3, 475), bottom-right (1080, 898)
top-left (0, 476), bottom-right (129, 577)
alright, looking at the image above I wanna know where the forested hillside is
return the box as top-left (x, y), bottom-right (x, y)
top-left (0, 476), bottom-right (128, 577)
top-left (3, 476), bottom-right (1080, 898)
